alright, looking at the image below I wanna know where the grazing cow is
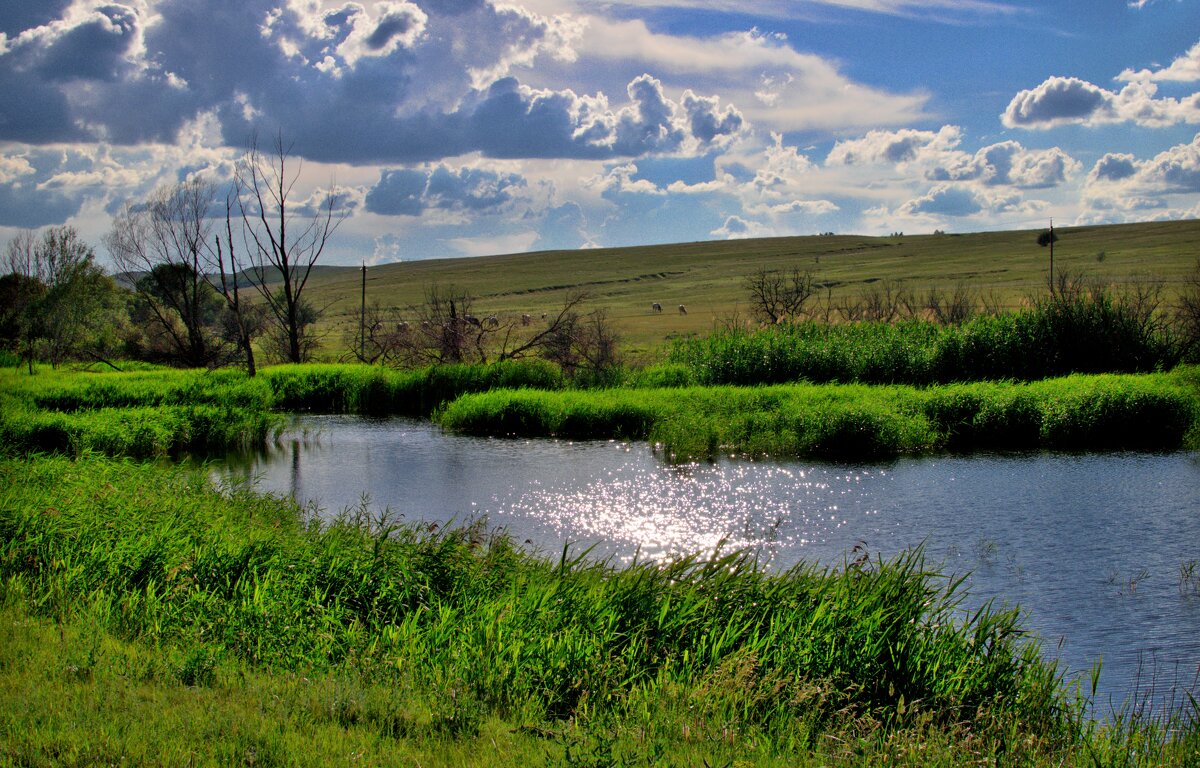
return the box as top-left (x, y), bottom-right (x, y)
top-left (396, 321), bottom-right (409, 333)
top-left (678, 304), bottom-right (687, 315)
top-left (464, 315), bottom-right (481, 327)
top-left (541, 312), bottom-right (548, 320)
top-left (521, 313), bottom-right (531, 326)
top-left (484, 315), bottom-right (499, 328)
top-left (651, 302), bottom-right (662, 313)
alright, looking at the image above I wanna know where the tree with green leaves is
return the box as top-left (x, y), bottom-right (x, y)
top-left (3, 226), bottom-right (125, 371)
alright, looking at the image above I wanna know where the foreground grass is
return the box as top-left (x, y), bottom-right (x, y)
top-left (439, 370), bottom-right (1200, 461)
top-left (5, 453), bottom-right (1198, 766)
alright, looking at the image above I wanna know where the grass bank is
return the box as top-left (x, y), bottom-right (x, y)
top-left (439, 370), bottom-right (1200, 461)
top-left (7, 453), bottom-right (1197, 765)
top-left (0, 361), bottom-right (563, 459)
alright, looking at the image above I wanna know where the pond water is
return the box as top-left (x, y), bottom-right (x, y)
top-left (219, 415), bottom-right (1200, 714)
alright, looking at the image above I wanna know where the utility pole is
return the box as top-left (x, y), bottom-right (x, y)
top-left (360, 262), bottom-right (366, 362)
top-left (1046, 220), bottom-right (1056, 298)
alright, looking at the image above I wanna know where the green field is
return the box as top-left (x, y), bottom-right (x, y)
top-left (305, 220), bottom-right (1200, 356)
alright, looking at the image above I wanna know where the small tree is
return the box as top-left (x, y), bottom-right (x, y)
top-left (106, 178), bottom-right (230, 367)
top-left (1176, 260), bottom-right (1200, 363)
top-left (4, 226), bottom-right (124, 370)
top-left (745, 267), bottom-right (817, 324)
top-left (236, 132), bottom-right (343, 363)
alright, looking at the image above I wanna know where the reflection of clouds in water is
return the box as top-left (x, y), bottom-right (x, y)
top-left (498, 458), bottom-right (883, 567)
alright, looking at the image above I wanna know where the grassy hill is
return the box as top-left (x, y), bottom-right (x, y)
top-left (304, 220), bottom-right (1200, 356)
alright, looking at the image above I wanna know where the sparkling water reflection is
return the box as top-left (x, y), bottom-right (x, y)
top-left (220, 415), bottom-right (1200, 712)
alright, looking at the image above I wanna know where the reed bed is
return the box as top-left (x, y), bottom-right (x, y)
top-left (439, 372), bottom-right (1200, 461)
top-left (670, 295), bottom-right (1178, 387)
top-left (0, 361), bottom-right (564, 459)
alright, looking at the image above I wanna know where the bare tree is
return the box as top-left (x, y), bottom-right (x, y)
top-left (495, 291), bottom-right (590, 362)
top-left (383, 285), bottom-right (491, 365)
top-left (926, 283), bottom-right (978, 325)
top-left (860, 279), bottom-right (903, 323)
top-left (745, 267), bottom-right (817, 324)
top-left (106, 178), bottom-right (231, 367)
top-left (343, 300), bottom-right (408, 365)
top-left (236, 132), bottom-right (343, 363)
top-left (1176, 260), bottom-right (1200, 362)
top-left (209, 195), bottom-right (263, 376)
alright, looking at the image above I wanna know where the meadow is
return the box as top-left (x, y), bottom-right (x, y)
top-left (300, 219), bottom-right (1200, 355)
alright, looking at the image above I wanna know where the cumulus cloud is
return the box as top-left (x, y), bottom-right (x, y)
top-left (927, 141), bottom-right (1079, 189)
top-left (1083, 133), bottom-right (1200, 220)
top-left (566, 19), bottom-right (930, 132)
top-left (1118, 40), bottom-right (1200, 83)
top-left (711, 214), bottom-right (759, 239)
top-left (898, 185), bottom-right (983, 217)
top-left (826, 126), bottom-right (962, 166)
top-left (1090, 153), bottom-right (1139, 183)
top-left (1138, 132), bottom-right (1200, 192)
top-left (1004, 40), bottom-right (1200, 131)
top-left (0, 1), bottom-right (747, 167)
top-left (1002, 77), bottom-right (1118, 128)
top-left (760, 199), bottom-right (839, 215)
top-left (365, 164), bottom-right (527, 215)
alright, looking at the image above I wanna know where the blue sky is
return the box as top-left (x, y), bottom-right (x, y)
top-left (2, 0), bottom-right (1199, 266)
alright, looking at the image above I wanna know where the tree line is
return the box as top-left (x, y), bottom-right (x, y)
top-left (1, 135), bottom-right (339, 375)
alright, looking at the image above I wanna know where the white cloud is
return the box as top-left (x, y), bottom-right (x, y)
top-left (827, 126), bottom-right (963, 167)
top-left (546, 0), bottom-right (1019, 22)
top-left (711, 214), bottom-right (765, 239)
top-left (564, 20), bottom-right (930, 133)
top-left (1118, 40), bottom-right (1200, 82)
top-left (1003, 75), bottom-right (1200, 129)
top-left (927, 142), bottom-right (1080, 189)
top-left (1082, 133), bottom-right (1200, 220)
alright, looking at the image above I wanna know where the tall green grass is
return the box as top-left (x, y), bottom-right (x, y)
top-left (670, 293), bottom-right (1179, 386)
top-left (0, 360), bottom-right (564, 459)
top-left (439, 372), bottom-right (1200, 461)
top-left (262, 359), bottom-right (563, 416)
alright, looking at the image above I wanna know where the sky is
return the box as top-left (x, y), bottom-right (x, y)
top-left (2, 0), bottom-right (1200, 267)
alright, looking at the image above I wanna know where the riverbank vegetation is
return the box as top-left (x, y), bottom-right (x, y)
top-left (3, 453), bottom-right (1198, 766)
top-left (4, 363), bottom-right (1198, 462)
top-left (439, 371), bottom-right (1200, 461)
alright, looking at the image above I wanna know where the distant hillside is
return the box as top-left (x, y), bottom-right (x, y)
top-left (296, 220), bottom-right (1200, 354)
